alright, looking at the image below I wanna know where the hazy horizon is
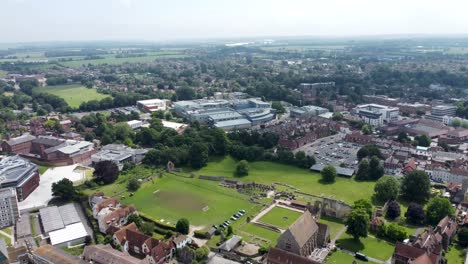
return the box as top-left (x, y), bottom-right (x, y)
top-left (3, 0), bottom-right (468, 43)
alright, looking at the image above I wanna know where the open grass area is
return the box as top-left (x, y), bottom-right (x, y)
top-left (1, 227), bottom-right (12, 236)
top-left (124, 174), bottom-right (254, 227)
top-left (197, 156), bottom-right (376, 204)
top-left (318, 216), bottom-right (345, 239)
top-left (35, 84), bottom-right (110, 108)
top-left (336, 233), bottom-right (395, 261)
top-left (238, 223), bottom-right (281, 246)
top-left (445, 244), bottom-right (466, 264)
top-left (38, 165), bottom-right (51, 175)
top-left (0, 233), bottom-right (11, 246)
top-left (60, 246), bottom-right (85, 256)
top-left (258, 207), bottom-right (302, 229)
top-left (0, 70), bottom-right (6, 78)
top-left (326, 251), bottom-right (365, 264)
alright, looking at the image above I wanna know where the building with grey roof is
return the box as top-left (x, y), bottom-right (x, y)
top-left (174, 97), bottom-right (274, 130)
top-left (0, 188), bottom-right (19, 229)
top-left (0, 156), bottom-right (39, 201)
top-left (218, 235), bottom-right (242, 252)
top-left (290, 105), bottom-right (329, 118)
top-left (39, 203), bottom-right (87, 240)
top-left (310, 164), bottom-right (355, 178)
top-left (91, 144), bottom-right (148, 170)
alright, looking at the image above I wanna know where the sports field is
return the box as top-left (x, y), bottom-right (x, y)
top-left (196, 156), bottom-right (376, 204)
top-left (124, 175), bottom-right (254, 227)
top-left (35, 84), bottom-right (110, 108)
top-left (258, 207), bottom-right (302, 229)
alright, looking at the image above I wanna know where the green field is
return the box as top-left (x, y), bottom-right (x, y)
top-left (258, 207), bottom-right (302, 229)
top-left (238, 223), bottom-right (281, 246)
top-left (197, 156), bottom-right (376, 204)
top-left (445, 244), bottom-right (466, 264)
top-left (326, 251), bottom-right (365, 264)
top-left (337, 233), bottom-right (395, 261)
top-left (318, 216), bottom-right (345, 239)
top-left (35, 84), bottom-right (110, 108)
top-left (125, 174), bottom-right (254, 227)
top-left (57, 52), bottom-right (187, 68)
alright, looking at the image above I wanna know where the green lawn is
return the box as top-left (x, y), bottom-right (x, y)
top-left (38, 165), bottom-right (51, 175)
top-left (35, 84), bottom-right (110, 108)
top-left (326, 251), bottom-right (365, 264)
top-left (238, 223), bottom-right (281, 246)
top-left (445, 244), bottom-right (466, 264)
top-left (258, 207), bottom-right (302, 229)
top-left (124, 174), bottom-right (254, 227)
top-left (318, 216), bottom-right (345, 239)
top-left (197, 156), bottom-right (376, 204)
top-left (0, 232), bottom-right (11, 246)
top-left (60, 246), bottom-right (84, 256)
top-left (337, 233), bottom-right (395, 261)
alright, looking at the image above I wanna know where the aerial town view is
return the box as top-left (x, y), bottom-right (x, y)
top-left (1, 1), bottom-right (468, 264)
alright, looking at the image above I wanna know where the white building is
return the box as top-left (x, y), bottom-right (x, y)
top-left (136, 99), bottom-right (167, 112)
top-left (0, 188), bottom-right (19, 229)
top-left (355, 104), bottom-right (399, 126)
top-left (126, 120), bottom-right (143, 130)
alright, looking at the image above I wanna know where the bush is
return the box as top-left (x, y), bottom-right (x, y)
top-left (176, 218), bottom-right (190, 235)
top-left (127, 178), bottom-right (141, 191)
top-left (194, 230), bottom-right (208, 239)
top-left (235, 160), bottom-right (249, 176)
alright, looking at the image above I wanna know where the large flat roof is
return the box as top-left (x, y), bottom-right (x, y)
top-left (214, 119), bottom-right (252, 128)
top-left (0, 156), bottom-right (37, 186)
top-left (49, 222), bottom-right (89, 246)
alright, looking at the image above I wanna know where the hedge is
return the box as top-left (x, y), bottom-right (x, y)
top-left (139, 212), bottom-right (176, 231)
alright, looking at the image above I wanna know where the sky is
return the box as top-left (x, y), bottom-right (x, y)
top-left (2, 0), bottom-right (468, 43)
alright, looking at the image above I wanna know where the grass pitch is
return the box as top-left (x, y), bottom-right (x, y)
top-left (35, 84), bottom-right (110, 108)
top-left (124, 175), bottom-right (253, 226)
top-left (197, 156), bottom-right (376, 204)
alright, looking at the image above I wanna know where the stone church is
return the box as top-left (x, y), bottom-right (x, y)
top-left (276, 210), bottom-right (330, 257)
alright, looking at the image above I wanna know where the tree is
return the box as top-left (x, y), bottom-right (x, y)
top-left (458, 227), bottom-right (468, 247)
top-left (140, 222), bottom-right (155, 236)
top-left (368, 156), bottom-right (384, 180)
top-left (345, 209), bottom-right (370, 240)
top-left (425, 197), bottom-right (455, 225)
top-left (235, 160), bottom-right (249, 176)
top-left (385, 223), bottom-right (408, 242)
top-left (405, 203), bottom-right (426, 224)
top-left (353, 199), bottom-right (373, 218)
top-left (386, 200), bottom-right (401, 219)
top-left (320, 165), bottom-right (337, 183)
top-left (176, 86), bottom-right (195, 100)
top-left (194, 246), bottom-right (210, 262)
top-left (176, 218), bottom-right (190, 234)
top-left (189, 143), bottom-right (208, 169)
top-left (271, 101), bottom-right (285, 114)
top-left (127, 178), bottom-right (140, 191)
top-left (51, 178), bottom-right (76, 201)
top-left (414, 135), bottom-right (431, 147)
top-left (127, 214), bottom-right (142, 227)
top-left (357, 145), bottom-right (381, 160)
top-left (332, 112), bottom-right (343, 121)
top-left (355, 159), bottom-right (370, 181)
top-left (361, 124), bottom-right (372, 135)
top-left (451, 118), bottom-right (461, 128)
top-left (374, 176), bottom-right (400, 202)
top-left (397, 132), bottom-right (409, 143)
top-left (400, 170), bottom-right (431, 204)
top-left (226, 226), bottom-right (233, 237)
top-left (93, 160), bottom-right (119, 184)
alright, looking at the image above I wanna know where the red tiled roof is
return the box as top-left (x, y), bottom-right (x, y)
top-left (265, 247), bottom-right (320, 264)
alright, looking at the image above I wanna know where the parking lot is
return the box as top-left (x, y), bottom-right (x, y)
top-left (295, 134), bottom-right (360, 170)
